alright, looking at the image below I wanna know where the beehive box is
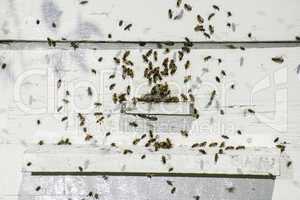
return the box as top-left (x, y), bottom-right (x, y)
top-left (0, 0), bottom-right (300, 200)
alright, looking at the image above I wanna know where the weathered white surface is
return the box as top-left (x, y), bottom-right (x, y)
top-left (0, 0), bottom-right (300, 41)
top-left (23, 146), bottom-right (280, 176)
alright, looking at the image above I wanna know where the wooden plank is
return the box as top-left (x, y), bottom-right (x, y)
top-left (0, 47), bottom-right (299, 147)
top-left (23, 145), bottom-right (280, 176)
top-left (0, 0), bottom-right (300, 41)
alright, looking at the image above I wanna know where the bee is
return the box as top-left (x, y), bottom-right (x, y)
top-left (61, 116), bottom-right (68, 122)
top-left (38, 140), bottom-right (44, 145)
top-left (80, 1), bottom-right (88, 5)
top-left (132, 138), bottom-right (140, 145)
top-left (118, 20), bottom-right (123, 26)
top-left (199, 149), bottom-right (207, 155)
top-left (204, 56), bottom-right (212, 61)
top-left (209, 142), bottom-right (218, 147)
top-left (184, 37), bottom-right (193, 47)
top-left (180, 130), bottom-right (188, 137)
top-left (122, 50), bottom-right (130, 61)
top-left (105, 132), bottom-right (111, 137)
top-left (123, 149), bottom-right (133, 154)
top-left (70, 42), bottom-right (79, 50)
top-left (35, 186), bottom-right (41, 191)
top-left (227, 11), bottom-right (232, 17)
top-left (235, 145), bottom-right (245, 150)
top-left (57, 79), bottom-right (62, 89)
top-left (219, 141), bottom-right (225, 148)
top-left (62, 98), bottom-right (69, 104)
top-left (129, 121), bottom-right (138, 127)
top-left (139, 42), bottom-right (146, 46)
top-left (208, 13), bottom-right (215, 20)
top-left (94, 102), bottom-right (102, 107)
top-left (85, 134), bottom-right (93, 141)
top-left (247, 108), bottom-right (255, 114)
top-left (220, 109), bottom-right (224, 115)
top-left (184, 60), bottom-right (190, 69)
top-left (194, 25), bottom-right (205, 32)
top-left (141, 154), bottom-right (146, 159)
top-left (47, 37), bottom-right (56, 47)
top-left (225, 146), bottom-right (234, 150)
top-left (161, 155), bottom-right (167, 164)
top-left (181, 94), bottom-right (188, 101)
top-left (171, 187), bottom-right (176, 194)
top-left (178, 51), bottom-right (184, 61)
top-left (184, 3), bottom-right (192, 11)
top-left (37, 119), bottom-right (41, 125)
top-left (214, 153), bottom-right (219, 163)
top-left (215, 76), bottom-right (221, 83)
top-left (213, 5), bottom-right (220, 11)
top-left (112, 93), bottom-right (118, 104)
top-left (181, 46), bottom-right (190, 53)
top-left (230, 84), bottom-right (235, 89)
top-left (111, 142), bottom-right (117, 147)
top-left (113, 57), bottom-right (120, 64)
top-left (221, 135), bottom-right (229, 139)
top-left (274, 137), bottom-right (279, 143)
top-left (237, 130), bottom-right (242, 135)
top-left (193, 195), bottom-right (200, 200)
top-left (226, 186), bottom-right (235, 193)
top-left (78, 166), bottom-right (83, 172)
top-left (209, 25), bottom-right (214, 35)
top-left (168, 167), bottom-right (174, 172)
top-left (197, 15), bottom-right (204, 23)
top-left (240, 46), bottom-right (245, 51)
top-left (109, 74), bottom-right (115, 79)
top-left (176, 0), bottom-right (182, 7)
top-left (87, 87), bottom-right (93, 96)
top-left (184, 75), bottom-right (191, 83)
top-left (153, 51), bottom-right (158, 61)
top-left (227, 44), bottom-right (236, 49)
top-left (276, 144), bottom-right (286, 152)
top-left (57, 106), bottom-right (63, 112)
top-left (199, 141), bottom-right (207, 147)
top-left (124, 24), bottom-right (132, 31)
top-left (296, 36), bottom-right (300, 41)
top-left (204, 32), bottom-right (211, 39)
top-left (272, 56), bottom-right (284, 64)
top-left (1, 63), bottom-right (6, 69)
top-left (248, 33), bottom-right (252, 38)
top-left (191, 143), bottom-right (199, 148)
top-left (168, 9), bottom-right (173, 19)
top-left (94, 193), bottom-right (99, 199)
top-left (219, 149), bottom-right (224, 154)
top-left (166, 180), bottom-right (173, 186)
top-left (221, 70), bottom-right (226, 76)
top-left (126, 85), bottom-right (131, 95)
top-left (226, 22), bottom-right (231, 28)
top-left (287, 161), bottom-right (292, 167)
top-left (189, 93), bottom-right (195, 102)
top-left (109, 83), bottom-right (115, 90)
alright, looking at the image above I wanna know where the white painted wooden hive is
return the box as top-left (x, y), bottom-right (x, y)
top-left (0, 0), bottom-right (299, 199)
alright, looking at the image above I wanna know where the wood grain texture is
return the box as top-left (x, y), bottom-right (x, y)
top-left (0, 0), bottom-right (300, 41)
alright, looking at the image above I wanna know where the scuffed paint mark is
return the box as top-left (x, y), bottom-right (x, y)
top-left (41, 0), bottom-right (63, 31)
top-left (1, 21), bottom-right (10, 35)
top-left (75, 21), bottom-right (103, 39)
